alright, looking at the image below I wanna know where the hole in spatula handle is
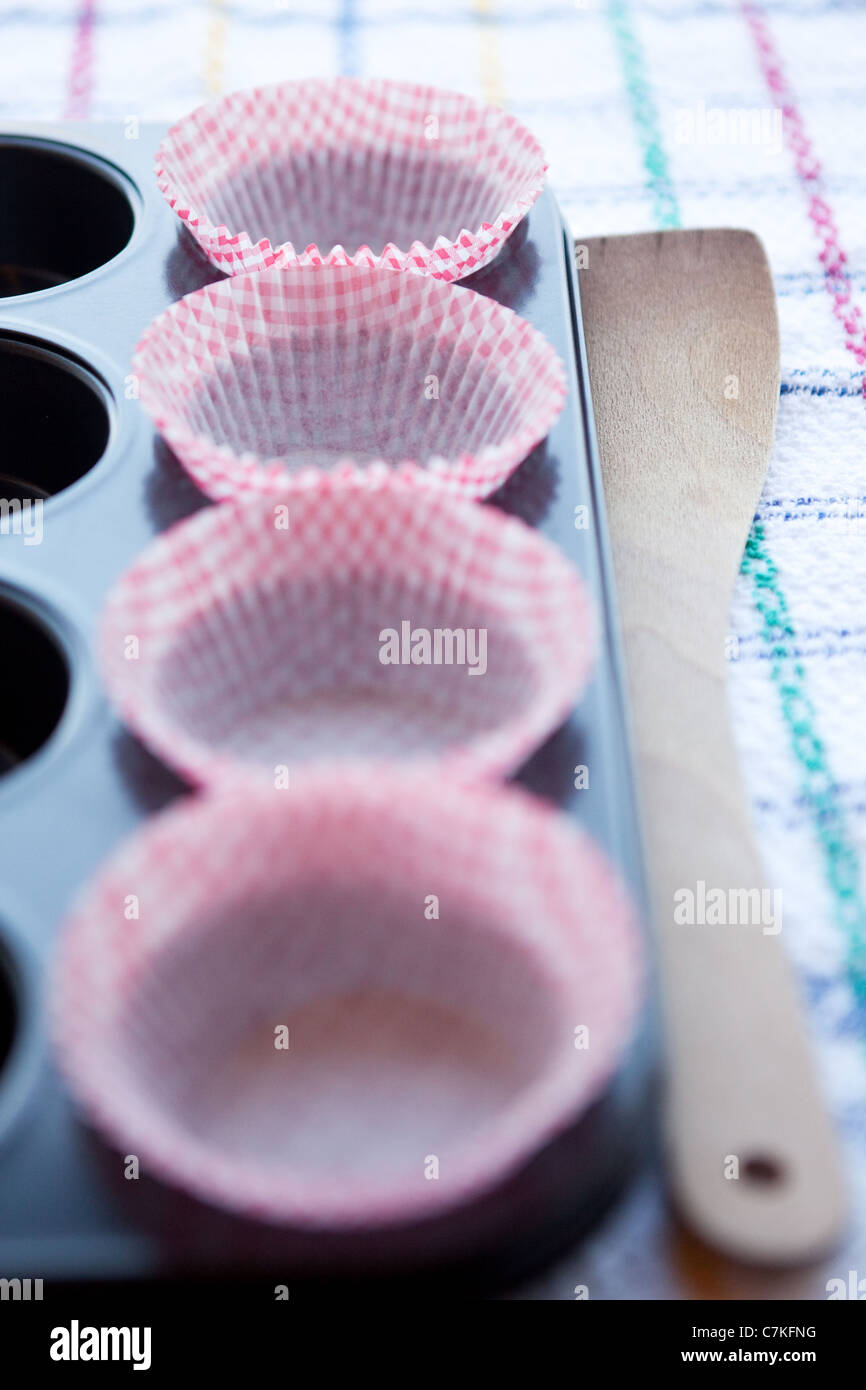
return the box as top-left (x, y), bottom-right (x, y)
top-left (743, 1154), bottom-right (786, 1186)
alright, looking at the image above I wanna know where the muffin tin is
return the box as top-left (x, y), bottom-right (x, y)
top-left (0, 121), bottom-right (655, 1291)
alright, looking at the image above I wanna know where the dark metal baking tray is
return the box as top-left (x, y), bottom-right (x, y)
top-left (0, 122), bottom-right (656, 1294)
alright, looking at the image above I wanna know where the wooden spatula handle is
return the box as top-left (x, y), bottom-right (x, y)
top-left (580, 229), bottom-right (846, 1263)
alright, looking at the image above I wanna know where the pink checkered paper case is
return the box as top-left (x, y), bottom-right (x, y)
top-left (52, 771), bottom-right (642, 1229)
top-left (156, 77), bottom-right (547, 281)
top-left (131, 262), bottom-right (566, 503)
top-left (98, 488), bottom-right (595, 788)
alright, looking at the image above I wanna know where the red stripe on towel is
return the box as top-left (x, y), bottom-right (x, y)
top-left (742, 0), bottom-right (866, 378)
top-left (65, 0), bottom-right (97, 120)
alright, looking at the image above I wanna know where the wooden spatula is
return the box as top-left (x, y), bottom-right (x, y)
top-left (578, 228), bottom-right (846, 1263)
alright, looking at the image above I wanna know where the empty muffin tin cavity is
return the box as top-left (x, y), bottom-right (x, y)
top-left (0, 139), bottom-right (135, 297)
top-left (0, 336), bottom-right (112, 501)
top-left (0, 595), bottom-right (70, 776)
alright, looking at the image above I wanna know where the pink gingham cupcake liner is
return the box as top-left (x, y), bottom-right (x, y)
top-left (132, 263), bottom-right (567, 503)
top-left (99, 488), bottom-right (595, 787)
top-left (51, 771), bottom-right (642, 1229)
top-left (155, 78), bottom-right (547, 281)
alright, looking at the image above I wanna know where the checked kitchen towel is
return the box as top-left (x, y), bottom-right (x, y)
top-left (1, 0), bottom-right (865, 1296)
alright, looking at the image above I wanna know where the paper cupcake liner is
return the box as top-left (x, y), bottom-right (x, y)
top-left (99, 489), bottom-right (595, 787)
top-left (51, 771), bottom-right (642, 1229)
top-left (155, 78), bottom-right (547, 281)
top-left (132, 263), bottom-right (567, 502)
